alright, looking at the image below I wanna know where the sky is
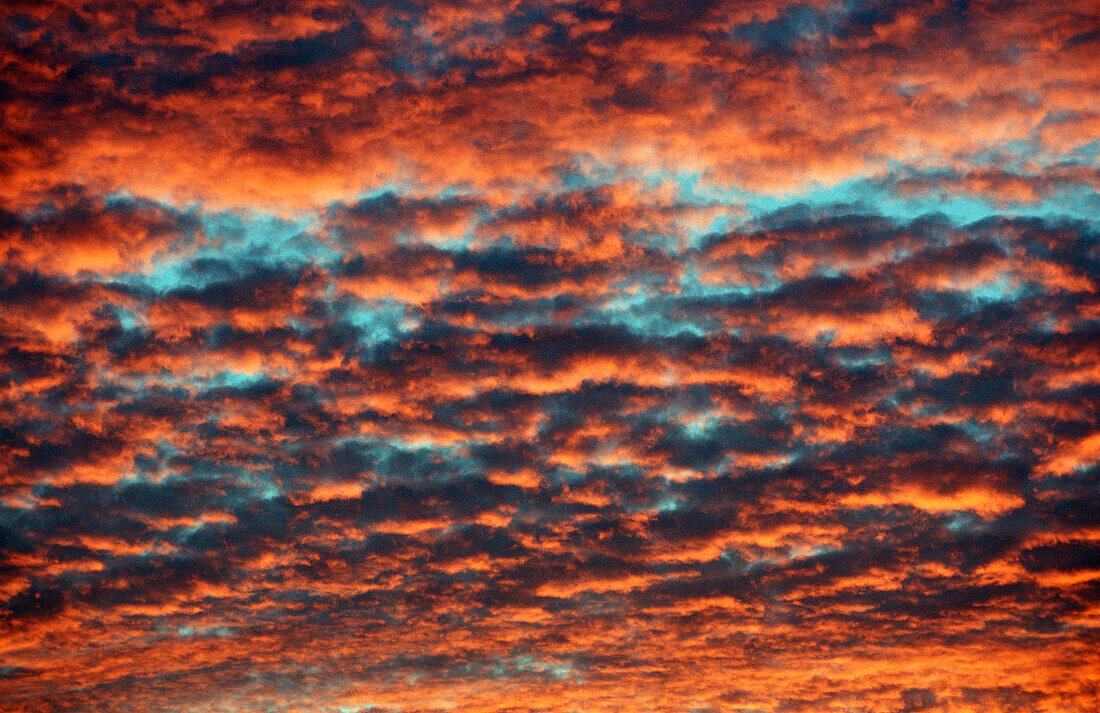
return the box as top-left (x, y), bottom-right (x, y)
top-left (0, 1), bottom-right (1098, 712)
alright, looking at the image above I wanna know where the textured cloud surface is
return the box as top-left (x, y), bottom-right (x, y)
top-left (2, 2), bottom-right (1098, 712)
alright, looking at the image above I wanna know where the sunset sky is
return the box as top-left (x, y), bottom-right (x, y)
top-left (1, 1), bottom-right (1098, 711)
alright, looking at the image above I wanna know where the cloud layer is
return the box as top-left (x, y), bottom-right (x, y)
top-left (1, 2), bottom-right (1098, 712)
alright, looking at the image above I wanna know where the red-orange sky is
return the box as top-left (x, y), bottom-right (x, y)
top-left (1, 1), bottom-right (1099, 712)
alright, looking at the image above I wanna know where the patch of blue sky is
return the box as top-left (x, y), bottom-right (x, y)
top-left (667, 170), bottom-right (803, 219)
top-left (468, 655), bottom-right (579, 684)
top-left (249, 477), bottom-right (284, 502)
top-left (343, 299), bottom-right (417, 349)
top-left (586, 287), bottom-right (651, 320)
top-left (102, 304), bottom-right (142, 331)
top-left (946, 512), bottom-right (982, 532)
top-left (967, 273), bottom-right (1024, 304)
top-left (863, 182), bottom-right (1098, 226)
top-left (1066, 138), bottom-right (1099, 162)
top-left (957, 420), bottom-right (1003, 449)
top-left (576, 294), bottom-right (711, 341)
top-left (654, 496), bottom-right (682, 513)
top-left (169, 624), bottom-right (235, 639)
top-left (101, 188), bottom-right (199, 217)
top-left (679, 413), bottom-right (723, 440)
top-left (626, 141), bottom-right (1095, 227)
top-left (832, 348), bottom-right (891, 369)
top-left (201, 368), bottom-right (271, 390)
top-left (507, 656), bottom-right (575, 682)
top-left (102, 187), bottom-right (196, 211)
top-left (201, 209), bottom-right (333, 265)
top-left (127, 208), bottom-right (334, 294)
top-left (655, 169), bottom-right (1099, 235)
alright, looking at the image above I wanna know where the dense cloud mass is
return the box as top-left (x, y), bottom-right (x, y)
top-left (1, 1), bottom-right (1098, 712)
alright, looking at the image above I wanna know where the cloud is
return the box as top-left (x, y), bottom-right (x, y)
top-left (1, 1), bottom-right (1098, 711)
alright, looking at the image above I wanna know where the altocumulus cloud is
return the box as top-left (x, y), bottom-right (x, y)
top-left (1, 1), bottom-right (1098, 712)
